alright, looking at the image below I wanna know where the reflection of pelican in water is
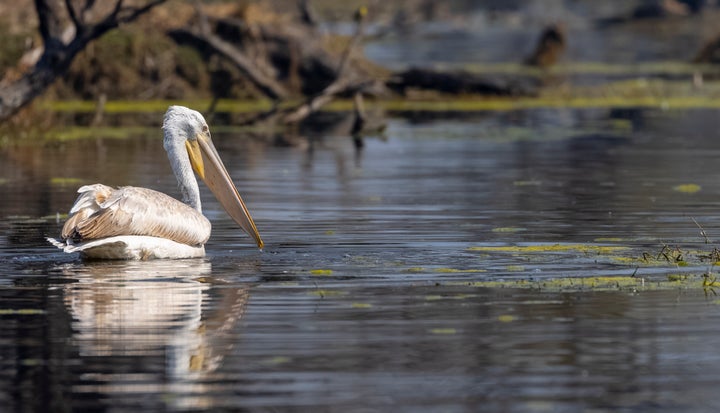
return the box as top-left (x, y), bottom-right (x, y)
top-left (61, 260), bottom-right (250, 408)
top-left (48, 106), bottom-right (263, 259)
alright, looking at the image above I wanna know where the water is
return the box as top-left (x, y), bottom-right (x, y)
top-left (364, 2), bottom-right (720, 68)
top-left (3, 107), bottom-right (720, 412)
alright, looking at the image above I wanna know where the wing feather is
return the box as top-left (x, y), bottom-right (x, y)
top-left (61, 184), bottom-right (211, 246)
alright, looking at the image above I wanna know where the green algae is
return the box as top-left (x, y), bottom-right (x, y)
top-left (351, 303), bottom-right (373, 309)
top-left (0, 309), bottom-right (45, 315)
top-left (467, 244), bottom-right (629, 255)
top-left (49, 177), bottom-right (83, 186)
top-left (466, 242), bottom-right (720, 270)
top-left (435, 268), bottom-right (486, 273)
top-left (50, 126), bottom-right (152, 142)
top-left (44, 99), bottom-right (274, 114)
top-left (513, 180), bottom-right (542, 187)
top-left (404, 267), bottom-right (486, 274)
top-left (497, 314), bottom-right (517, 323)
top-left (310, 269), bottom-right (334, 276)
top-left (439, 269), bottom-right (720, 292)
top-left (429, 328), bottom-right (457, 335)
top-left (673, 183), bottom-right (702, 194)
top-left (445, 275), bottom-right (667, 292)
top-left (38, 75), bottom-right (720, 119)
top-left (309, 290), bottom-right (346, 298)
top-left (491, 227), bottom-right (527, 233)
top-left (594, 237), bottom-right (625, 242)
top-left (261, 356), bottom-right (292, 366)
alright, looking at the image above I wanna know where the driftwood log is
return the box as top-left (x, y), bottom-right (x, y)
top-left (387, 68), bottom-right (537, 97)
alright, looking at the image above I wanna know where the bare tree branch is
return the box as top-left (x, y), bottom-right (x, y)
top-left (168, 27), bottom-right (289, 100)
top-left (193, 0), bottom-right (211, 36)
top-left (35, 0), bottom-right (65, 46)
top-left (335, 6), bottom-right (366, 77)
top-left (83, 0), bottom-right (96, 12)
top-left (118, 0), bottom-right (166, 23)
top-left (0, 0), bottom-right (167, 121)
top-left (81, 0), bottom-right (124, 40)
top-left (64, 0), bottom-right (81, 31)
top-left (297, 0), bottom-right (318, 28)
top-left (281, 6), bottom-right (368, 124)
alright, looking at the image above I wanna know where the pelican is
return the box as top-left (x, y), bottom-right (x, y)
top-left (47, 105), bottom-right (263, 259)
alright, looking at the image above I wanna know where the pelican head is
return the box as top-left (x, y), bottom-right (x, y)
top-left (162, 105), bottom-right (263, 249)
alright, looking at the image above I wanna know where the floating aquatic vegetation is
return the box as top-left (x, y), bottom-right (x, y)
top-left (467, 242), bottom-right (720, 270)
top-left (44, 99), bottom-right (275, 114)
top-left (594, 237), bottom-right (625, 242)
top-left (429, 328), bottom-right (457, 335)
top-left (497, 315), bottom-right (516, 323)
top-left (49, 177), bottom-right (83, 186)
top-left (404, 267), bottom-right (486, 274)
top-left (673, 183), bottom-right (702, 194)
top-left (443, 272), bottom-right (720, 292)
top-left (435, 268), bottom-right (486, 273)
top-left (351, 303), bottom-right (373, 309)
top-left (48, 126), bottom-right (155, 142)
top-left (513, 180), bottom-right (542, 187)
top-left (309, 289), bottom-right (345, 298)
top-left (467, 244), bottom-right (628, 255)
top-left (492, 227), bottom-right (527, 233)
top-left (38, 74), bottom-right (720, 122)
top-left (262, 356), bottom-right (291, 366)
top-left (425, 294), bottom-right (478, 301)
top-left (0, 309), bottom-right (45, 315)
top-left (310, 269), bottom-right (333, 276)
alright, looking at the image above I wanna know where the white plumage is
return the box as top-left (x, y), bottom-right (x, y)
top-left (48, 106), bottom-right (263, 259)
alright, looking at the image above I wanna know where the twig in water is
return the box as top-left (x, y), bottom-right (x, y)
top-left (691, 216), bottom-right (711, 244)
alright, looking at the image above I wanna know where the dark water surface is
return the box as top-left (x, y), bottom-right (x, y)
top-left (364, 2), bottom-right (720, 68)
top-left (4, 108), bottom-right (720, 412)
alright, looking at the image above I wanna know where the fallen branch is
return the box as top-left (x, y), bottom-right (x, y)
top-left (387, 68), bottom-right (538, 96)
top-left (168, 28), bottom-right (288, 101)
top-left (280, 6), bottom-right (370, 124)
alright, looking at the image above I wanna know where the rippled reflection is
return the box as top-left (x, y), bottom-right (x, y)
top-left (56, 260), bottom-right (250, 410)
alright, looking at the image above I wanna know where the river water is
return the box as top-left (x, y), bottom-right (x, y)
top-left (2, 106), bottom-right (720, 412)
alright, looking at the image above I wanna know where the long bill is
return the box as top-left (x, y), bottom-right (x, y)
top-left (188, 133), bottom-right (264, 249)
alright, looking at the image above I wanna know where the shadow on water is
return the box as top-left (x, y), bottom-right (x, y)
top-left (6, 107), bottom-right (720, 411)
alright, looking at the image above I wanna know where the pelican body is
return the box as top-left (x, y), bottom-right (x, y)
top-left (48, 106), bottom-right (263, 259)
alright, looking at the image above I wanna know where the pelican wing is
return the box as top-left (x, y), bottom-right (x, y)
top-left (62, 184), bottom-right (211, 246)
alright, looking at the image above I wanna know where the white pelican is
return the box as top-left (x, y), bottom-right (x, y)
top-left (48, 105), bottom-right (263, 259)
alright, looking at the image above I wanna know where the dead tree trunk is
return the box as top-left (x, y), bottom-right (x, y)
top-left (0, 0), bottom-right (166, 121)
